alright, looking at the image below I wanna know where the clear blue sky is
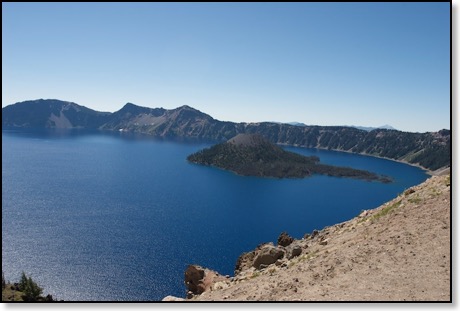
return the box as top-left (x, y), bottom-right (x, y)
top-left (2, 2), bottom-right (451, 132)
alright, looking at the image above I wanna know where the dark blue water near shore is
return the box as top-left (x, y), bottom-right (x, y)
top-left (2, 129), bottom-right (429, 301)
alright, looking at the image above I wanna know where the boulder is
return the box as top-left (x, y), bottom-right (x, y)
top-left (311, 229), bottom-right (319, 238)
top-left (162, 295), bottom-right (185, 301)
top-left (235, 250), bottom-right (256, 275)
top-left (277, 231), bottom-right (294, 247)
top-left (184, 265), bottom-right (226, 297)
top-left (235, 242), bottom-right (269, 275)
top-left (184, 265), bottom-right (206, 295)
top-left (404, 188), bottom-right (416, 195)
top-left (253, 243), bottom-right (285, 269)
top-left (286, 244), bottom-right (302, 259)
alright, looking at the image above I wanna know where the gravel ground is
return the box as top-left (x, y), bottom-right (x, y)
top-left (187, 174), bottom-right (451, 301)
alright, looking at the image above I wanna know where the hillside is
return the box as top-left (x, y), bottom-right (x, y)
top-left (187, 134), bottom-right (391, 182)
top-left (2, 272), bottom-right (55, 302)
top-left (2, 99), bottom-right (450, 171)
top-left (1, 99), bottom-right (110, 128)
top-left (164, 174), bottom-right (451, 301)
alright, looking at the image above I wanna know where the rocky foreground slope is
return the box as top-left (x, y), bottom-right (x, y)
top-left (164, 174), bottom-right (451, 301)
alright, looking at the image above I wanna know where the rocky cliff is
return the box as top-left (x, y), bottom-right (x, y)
top-left (2, 99), bottom-right (450, 171)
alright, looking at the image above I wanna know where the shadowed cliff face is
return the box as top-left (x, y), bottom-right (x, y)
top-left (2, 99), bottom-right (450, 171)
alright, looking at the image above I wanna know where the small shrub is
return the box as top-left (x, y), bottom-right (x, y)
top-left (371, 200), bottom-right (401, 220)
top-left (18, 272), bottom-right (43, 302)
top-left (250, 271), bottom-right (260, 279)
top-left (408, 195), bottom-right (422, 204)
top-left (445, 176), bottom-right (451, 186)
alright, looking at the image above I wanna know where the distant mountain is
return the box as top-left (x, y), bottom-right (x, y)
top-left (1, 99), bottom-right (110, 128)
top-left (266, 121), bottom-right (307, 127)
top-left (351, 125), bottom-right (397, 132)
top-left (187, 134), bottom-right (391, 182)
top-left (100, 104), bottom-right (238, 139)
top-left (100, 102), bottom-right (167, 131)
top-left (271, 123), bottom-right (394, 130)
top-left (2, 99), bottom-right (450, 171)
top-left (286, 122), bottom-right (307, 127)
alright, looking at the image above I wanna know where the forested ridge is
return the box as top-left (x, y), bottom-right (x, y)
top-left (187, 134), bottom-right (392, 182)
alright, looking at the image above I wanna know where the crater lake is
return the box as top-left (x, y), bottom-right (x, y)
top-left (2, 129), bottom-right (429, 301)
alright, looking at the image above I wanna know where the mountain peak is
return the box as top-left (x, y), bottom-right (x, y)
top-left (174, 105), bottom-right (203, 114)
top-left (120, 102), bottom-right (144, 110)
top-left (122, 102), bottom-right (137, 107)
top-left (169, 105), bottom-right (213, 121)
top-left (116, 102), bottom-right (158, 115)
top-left (177, 105), bottom-right (194, 110)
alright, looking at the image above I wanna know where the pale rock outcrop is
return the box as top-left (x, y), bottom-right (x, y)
top-left (162, 295), bottom-right (185, 301)
top-left (252, 243), bottom-right (285, 270)
top-left (184, 265), bottom-right (226, 298)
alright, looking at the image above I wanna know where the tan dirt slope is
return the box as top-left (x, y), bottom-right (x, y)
top-left (186, 174), bottom-right (451, 301)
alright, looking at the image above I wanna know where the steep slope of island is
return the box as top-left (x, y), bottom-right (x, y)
top-left (2, 99), bottom-right (450, 171)
top-left (163, 174), bottom-right (451, 301)
top-left (187, 134), bottom-right (391, 183)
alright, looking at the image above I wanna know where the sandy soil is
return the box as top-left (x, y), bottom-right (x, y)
top-left (185, 174), bottom-right (451, 301)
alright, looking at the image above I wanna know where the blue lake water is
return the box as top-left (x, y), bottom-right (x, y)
top-left (2, 129), bottom-right (429, 301)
